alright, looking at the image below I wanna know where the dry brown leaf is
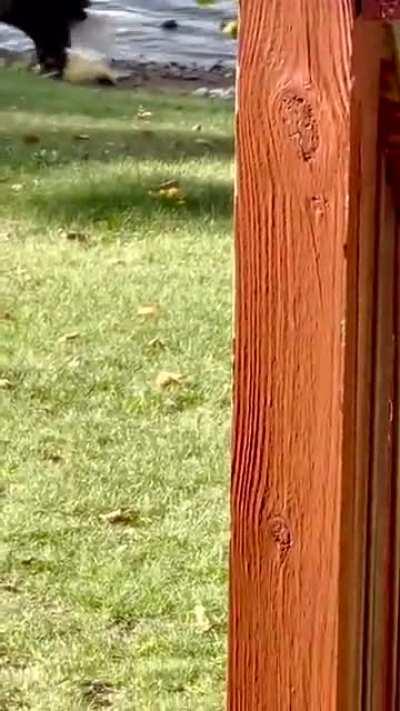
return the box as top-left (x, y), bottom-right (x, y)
top-left (81, 680), bottom-right (115, 704)
top-left (68, 356), bottom-right (81, 369)
top-left (0, 581), bottom-right (20, 593)
top-left (20, 557), bottom-right (37, 566)
top-left (147, 337), bottom-right (166, 350)
top-left (157, 179), bottom-right (181, 191)
top-left (100, 508), bottom-right (139, 526)
top-left (65, 230), bottom-right (89, 244)
top-left (44, 453), bottom-right (64, 464)
top-left (0, 378), bottom-right (14, 390)
top-left (148, 178), bottom-right (186, 204)
top-left (22, 133), bottom-right (40, 144)
top-left (149, 185), bottom-right (186, 204)
top-left (136, 107), bottom-right (153, 120)
top-left (58, 331), bottom-right (80, 343)
top-left (137, 304), bottom-right (160, 318)
top-left (154, 371), bottom-right (186, 390)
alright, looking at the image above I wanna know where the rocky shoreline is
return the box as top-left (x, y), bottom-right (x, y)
top-left (0, 48), bottom-right (235, 95)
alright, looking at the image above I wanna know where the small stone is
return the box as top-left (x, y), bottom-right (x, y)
top-left (161, 19), bottom-right (178, 30)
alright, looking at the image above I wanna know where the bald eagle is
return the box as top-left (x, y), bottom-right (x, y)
top-left (0, 0), bottom-right (115, 83)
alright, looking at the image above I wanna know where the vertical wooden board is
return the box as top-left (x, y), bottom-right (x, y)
top-left (338, 20), bottom-right (383, 710)
top-left (229, 4), bottom-right (382, 710)
top-left (394, 223), bottom-right (400, 710)
top-left (365, 159), bottom-right (396, 709)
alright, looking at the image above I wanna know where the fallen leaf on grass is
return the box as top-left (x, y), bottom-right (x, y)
top-left (0, 378), bottom-right (14, 390)
top-left (194, 604), bottom-right (213, 633)
top-left (37, 405), bottom-right (52, 415)
top-left (68, 356), bottom-right (81, 369)
top-left (137, 304), bottom-right (160, 318)
top-left (0, 578), bottom-right (20, 593)
top-left (1, 583), bottom-right (20, 593)
top-left (64, 230), bottom-right (89, 244)
top-left (100, 508), bottom-right (139, 526)
top-left (0, 311), bottom-right (14, 322)
top-left (136, 106), bottom-right (153, 120)
top-left (147, 337), bottom-right (166, 350)
top-left (22, 133), bottom-right (40, 145)
top-left (20, 558), bottom-right (34, 565)
top-left (58, 331), bottom-right (80, 343)
top-left (80, 680), bottom-right (115, 707)
top-left (148, 180), bottom-right (186, 204)
top-left (19, 557), bottom-right (49, 572)
top-left (43, 452), bottom-right (64, 464)
top-left (154, 371), bottom-right (186, 390)
top-left (157, 179), bottom-right (180, 191)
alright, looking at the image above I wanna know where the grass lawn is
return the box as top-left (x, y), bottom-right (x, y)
top-left (0, 70), bottom-right (233, 710)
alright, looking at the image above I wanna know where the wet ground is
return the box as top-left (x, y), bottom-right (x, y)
top-left (0, 0), bottom-right (236, 68)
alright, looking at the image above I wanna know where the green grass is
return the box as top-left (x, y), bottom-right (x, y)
top-left (0, 70), bottom-right (233, 710)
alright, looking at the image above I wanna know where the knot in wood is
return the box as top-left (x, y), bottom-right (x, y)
top-left (278, 90), bottom-right (319, 162)
top-left (268, 516), bottom-right (293, 559)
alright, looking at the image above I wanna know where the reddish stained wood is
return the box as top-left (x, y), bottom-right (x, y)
top-left (229, 4), bottom-right (383, 709)
top-left (365, 155), bottom-right (398, 709)
top-left (363, 0), bottom-right (400, 18)
top-left (362, 55), bottom-right (400, 711)
top-left (338, 19), bottom-right (383, 710)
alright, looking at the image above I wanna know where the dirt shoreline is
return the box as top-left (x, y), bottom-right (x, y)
top-left (0, 48), bottom-right (235, 94)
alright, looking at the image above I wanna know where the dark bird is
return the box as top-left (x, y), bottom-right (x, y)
top-left (0, 0), bottom-right (94, 76)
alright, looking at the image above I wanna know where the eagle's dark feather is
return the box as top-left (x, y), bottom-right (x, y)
top-left (0, 0), bottom-right (91, 73)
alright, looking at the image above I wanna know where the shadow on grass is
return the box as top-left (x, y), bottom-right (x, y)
top-left (30, 171), bottom-right (233, 225)
top-left (0, 123), bottom-right (234, 164)
top-left (0, 71), bottom-right (234, 226)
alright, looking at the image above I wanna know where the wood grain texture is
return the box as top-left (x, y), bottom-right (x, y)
top-left (363, 0), bottom-right (400, 19)
top-left (229, 4), bottom-right (383, 709)
top-left (362, 58), bottom-right (400, 711)
top-left (338, 20), bottom-right (383, 711)
top-left (364, 156), bottom-right (397, 710)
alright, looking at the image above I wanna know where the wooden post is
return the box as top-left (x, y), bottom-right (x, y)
top-left (228, 2), bottom-right (394, 709)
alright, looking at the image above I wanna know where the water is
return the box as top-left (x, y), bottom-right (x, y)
top-left (0, 0), bottom-right (236, 67)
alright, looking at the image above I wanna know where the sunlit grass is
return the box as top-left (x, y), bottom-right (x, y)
top-left (0, 69), bottom-right (233, 710)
